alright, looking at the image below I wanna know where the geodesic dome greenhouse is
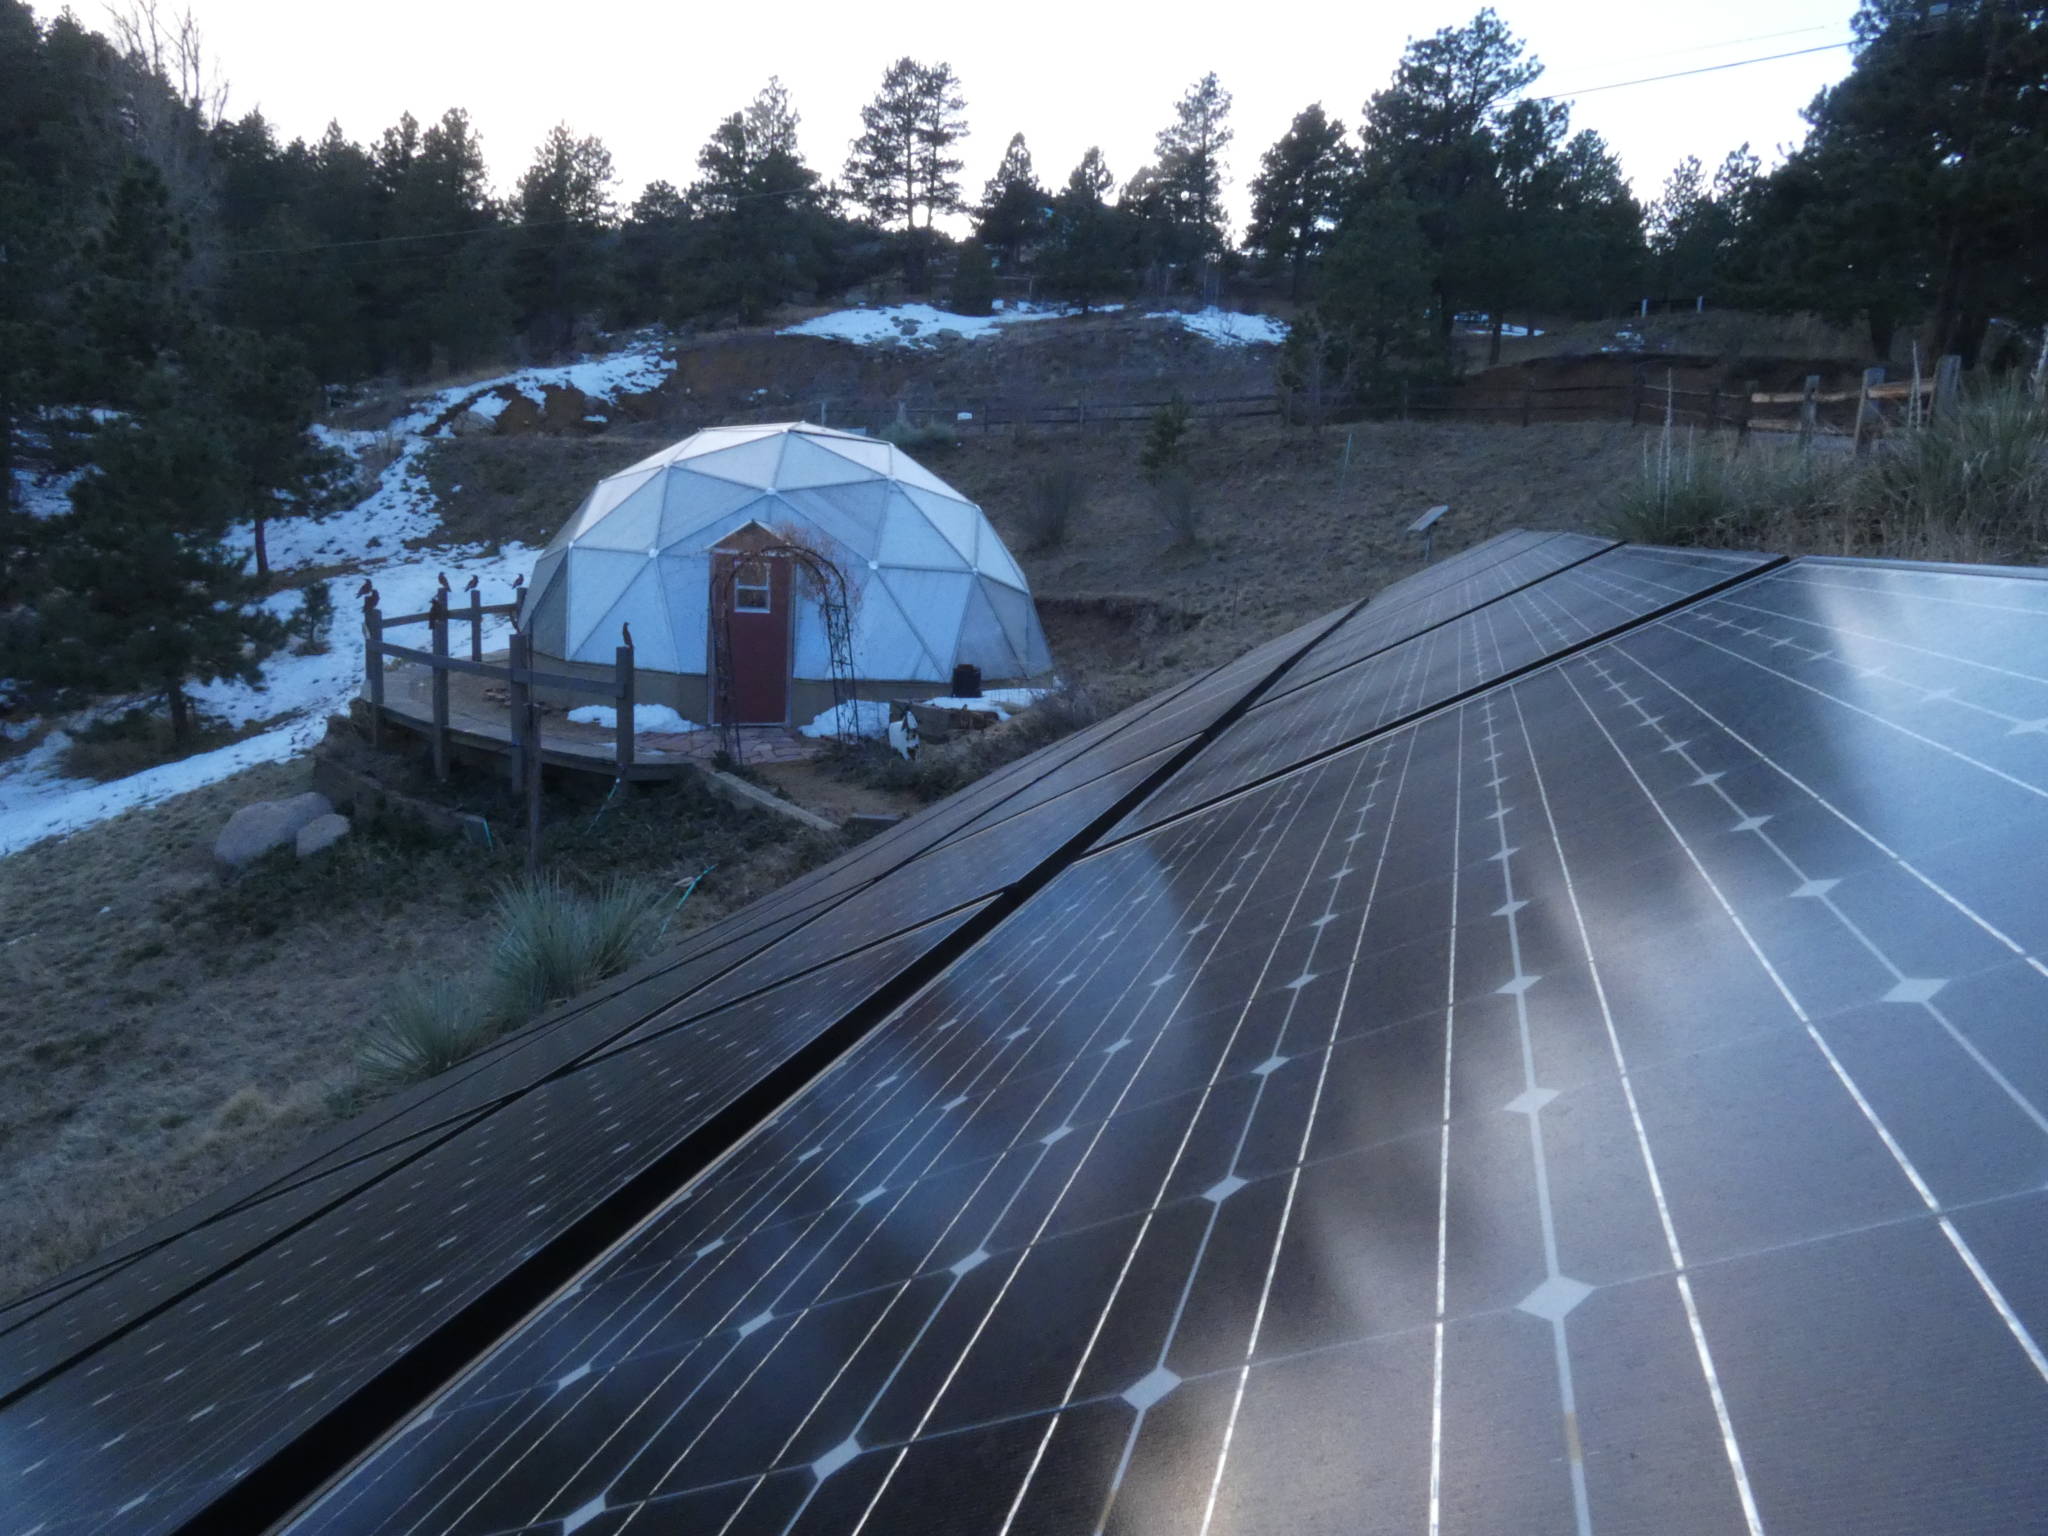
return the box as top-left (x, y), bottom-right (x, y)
top-left (519, 423), bottom-right (1053, 726)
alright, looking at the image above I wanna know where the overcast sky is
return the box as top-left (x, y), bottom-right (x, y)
top-left (47, 0), bottom-right (1859, 226)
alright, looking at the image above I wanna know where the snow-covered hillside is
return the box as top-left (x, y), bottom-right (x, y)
top-left (782, 302), bottom-right (1289, 350)
top-left (0, 337), bottom-right (675, 858)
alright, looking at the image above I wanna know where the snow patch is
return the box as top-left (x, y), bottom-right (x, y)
top-left (799, 700), bottom-right (890, 740)
top-left (566, 703), bottom-right (700, 735)
top-left (0, 722), bottom-right (309, 858)
top-left (915, 686), bottom-right (1048, 719)
top-left (778, 302), bottom-right (1071, 348)
top-left (1145, 308), bottom-right (1289, 347)
top-left (386, 334), bottom-right (673, 438)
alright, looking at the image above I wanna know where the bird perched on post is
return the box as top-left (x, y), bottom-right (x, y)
top-left (355, 579), bottom-right (380, 612)
top-left (621, 622), bottom-right (633, 649)
top-left (464, 575), bottom-right (479, 594)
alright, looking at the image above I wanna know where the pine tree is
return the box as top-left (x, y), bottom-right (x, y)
top-left (974, 133), bottom-right (1049, 269)
top-left (1244, 104), bottom-right (1355, 299)
top-left (843, 58), bottom-right (969, 289)
top-left (688, 79), bottom-right (836, 322)
top-left (25, 408), bottom-right (285, 742)
top-left (1359, 9), bottom-right (1543, 343)
top-left (1043, 149), bottom-right (1127, 313)
top-left (1149, 72), bottom-right (1234, 268)
top-left (509, 123), bottom-right (615, 357)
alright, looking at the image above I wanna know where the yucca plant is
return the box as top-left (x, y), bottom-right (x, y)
top-left (487, 874), bottom-right (666, 1021)
top-left (355, 976), bottom-right (495, 1088)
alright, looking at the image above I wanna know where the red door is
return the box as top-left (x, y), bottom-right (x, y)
top-left (715, 552), bottom-right (792, 724)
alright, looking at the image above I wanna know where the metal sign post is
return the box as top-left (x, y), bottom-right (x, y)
top-left (1408, 504), bottom-right (1449, 562)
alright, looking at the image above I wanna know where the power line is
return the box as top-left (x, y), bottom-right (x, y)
top-left (1523, 40), bottom-right (1855, 104)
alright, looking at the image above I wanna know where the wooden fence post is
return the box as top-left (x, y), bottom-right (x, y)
top-left (468, 585), bottom-right (483, 663)
top-left (429, 588), bottom-right (450, 781)
top-left (1854, 365), bottom-right (1886, 454)
top-left (363, 603), bottom-right (384, 748)
top-left (1741, 379), bottom-right (1759, 446)
top-left (1933, 354), bottom-right (1962, 421)
top-left (1520, 377), bottom-right (1534, 427)
top-left (524, 690), bottom-right (543, 881)
top-left (506, 629), bottom-right (529, 793)
top-left (615, 643), bottom-right (636, 775)
top-left (1799, 375), bottom-right (1821, 451)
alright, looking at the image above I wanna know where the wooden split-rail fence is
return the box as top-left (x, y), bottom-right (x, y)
top-left (1407, 356), bottom-right (1960, 449)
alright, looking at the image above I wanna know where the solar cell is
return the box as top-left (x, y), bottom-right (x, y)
top-left (286, 552), bottom-right (2048, 1536)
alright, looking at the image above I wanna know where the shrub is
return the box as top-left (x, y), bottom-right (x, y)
top-left (292, 579), bottom-right (334, 655)
top-left (59, 705), bottom-right (250, 782)
top-left (1140, 394), bottom-right (1193, 479)
top-left (355, 975), bottom-right (495, 1088)
top-left (1020, 464), bottom-right (1086, 551)
top-left (487, 874), bottom-right (666, 1019)
top-left (1149, 471), bottom-right (1203, 547)
top-left (879, 418), bottom-right (959, 453)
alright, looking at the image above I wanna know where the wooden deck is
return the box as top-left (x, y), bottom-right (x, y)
top-left (371, 656), bottom-right (823, 780)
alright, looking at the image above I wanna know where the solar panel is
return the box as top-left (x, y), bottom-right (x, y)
top-left (1116, 545), bottom-right (1775, 836)
top-left (290, 554), bottom-right (2048, 1535)
top-left (1, 906), bottom-right (985, 1536)
top-left (19, 544), bottom-right (2048, 1536)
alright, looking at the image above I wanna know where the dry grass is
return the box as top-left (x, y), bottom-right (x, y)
top-left (1606, 386), bottom-right (2048, 564)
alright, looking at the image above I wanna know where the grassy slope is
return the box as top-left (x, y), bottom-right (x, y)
top-left (0, 413), bottom-right (1642, 1302)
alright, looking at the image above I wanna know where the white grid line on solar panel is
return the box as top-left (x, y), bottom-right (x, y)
top-left (1113, 548), bottom-right (1770, 839)
top-left (1322, 529), bottom-right (1559, 627)
top-left (1542, 652), bottom-right (2048, 1380)
top-left (0, 592), bottom-right (1331, 1427)
top-left (0, 900), bottom-right (852, 1363)
top-left (1263, 533), bottom-right (1616, 703)
top-left (5, 891), bottom-right (852, 1318)
top-left (285, 737), bottom-right (1358, 1534)
top-left (0, 1109), bottom-right (503, 1405)
top-left (299, 593), bottom-right (2048, 1531)
top-left (4, 910), bottom-right (985, 1536)
top-left (292, 794), bottom-right (1277, 1531)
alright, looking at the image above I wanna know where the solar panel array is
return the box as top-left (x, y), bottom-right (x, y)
top-left (11, 537), bottom-right (2048, 1536)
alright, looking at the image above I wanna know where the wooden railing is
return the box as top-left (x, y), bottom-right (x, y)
top-left (362, 589), bottom-right (637, 786)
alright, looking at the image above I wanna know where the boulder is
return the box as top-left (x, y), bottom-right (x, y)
top-left (295, 812), bottom-right (351, 858)
top-left (213, 791), bottom-right (333, 867)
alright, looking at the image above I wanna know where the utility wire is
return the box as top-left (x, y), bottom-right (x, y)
top-left (1523, 40), bottom-right (1855, 103)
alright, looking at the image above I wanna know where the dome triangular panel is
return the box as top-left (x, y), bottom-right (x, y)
top-left (685, 433), bottom-right (787, 489)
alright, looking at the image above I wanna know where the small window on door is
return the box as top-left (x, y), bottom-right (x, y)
top-left (734, 559), bottom-right (772, 613)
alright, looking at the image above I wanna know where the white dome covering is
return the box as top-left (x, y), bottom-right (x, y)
top-left (522, 422), bottom-right (1052, 685)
